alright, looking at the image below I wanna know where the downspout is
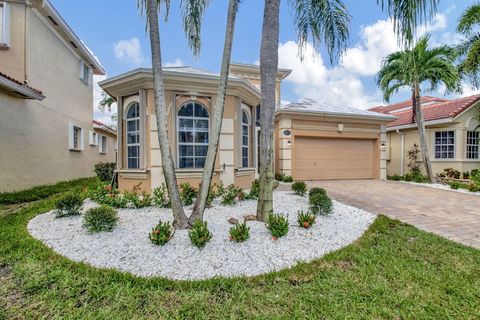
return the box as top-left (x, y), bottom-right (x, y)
top-left (396, 129), bottom-right (405, 176)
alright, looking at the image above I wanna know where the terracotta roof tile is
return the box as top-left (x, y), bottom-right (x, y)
top-left (369, 96), bottom-right (448, 113)
top-left (0, 71), bottom-right (43, 95)
top-left (374, 94), bottom-right (480, 128)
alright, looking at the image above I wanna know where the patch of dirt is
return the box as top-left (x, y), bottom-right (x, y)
top-left (0, 202), bottom-right (37, 218)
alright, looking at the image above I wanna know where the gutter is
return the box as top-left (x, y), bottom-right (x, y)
top-left (275, 108), bottom-right (397, 122)
top-left (0, 76), bottom-right (45, 100)
top-left (396, 129), bottom-right (405, 176)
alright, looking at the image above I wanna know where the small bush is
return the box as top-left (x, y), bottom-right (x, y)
top-left (266, 213), bottom-right (289, 239)
top-left (275, 172), bottom-right (285, 182)
top-left (245, 179), bottom-right (260, 200)
top-left (462, 171), bottom-right (470, 180)
top-left (309, 192), bottom-right (332, 215)
top-left (229, 222), bottom-right (250, 243)
top-left (124, 191), bottom-right (151, 208)
top-left (189, 220), bottom-right (212, 248)
top-left (213, 182), bottom-right (225, 197)
top-left (297, 210), bottom-right (316, 229)
top-left (387, 174), bottom-right (403, 181)
top-left (309, 187), bottom-right (327, 198)
top-left (404, 169), bottom-right (428, 183)
top-left (94, 162), bottom-right (116, 181)
top-left (180, 183), bottom-right (197, 206)
top-left (291, 181), bottom-right (307, 196)
top-left (89, 184), bottom-right (128, 208)
top-left (149, 220), bottom-right (174, 246)
top-left (443, 168), bottom-right (461, 179)
top-left (221, 184), bottom-right (243, 206)
top-left (283, 175), bottom-right (293, 183)
top-left (152, 184), bottom-right (171, 208)
top-left (468, 182), bottom-right (480, 192)
top-left (55, 193), bottom-right (83, 218)
top-left (83, 205), bottom-right (118, 233)
top-left (449, 181), bottom-right (462, 190)
top-left (470, 170), bottom-right (480, 183)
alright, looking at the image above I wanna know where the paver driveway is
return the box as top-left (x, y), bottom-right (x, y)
top-left (309, 180), bottom-right (480, 249)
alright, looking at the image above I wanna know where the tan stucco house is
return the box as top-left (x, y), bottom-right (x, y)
top-left (0, 0), bottom-right (116, 192)
top-left (100, 63), bottom-right (394, 192)
top-left (370, 94), bottom-right (480, 176)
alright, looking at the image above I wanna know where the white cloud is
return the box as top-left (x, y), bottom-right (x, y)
top-left (164, 58), bottom-right (184, 67)
top-left (113, 37), bottom-right (146, 67)
top-left (93, 75), bottom-right (117, 126)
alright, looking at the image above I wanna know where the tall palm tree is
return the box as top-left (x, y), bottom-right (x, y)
top-left (256, 0), bottom-right (440, 221)
top-left (190, 0), bottom-right (241, 223)
top-left (377, 35), bottom-right (460, 182)
top-left (142, 0), bottom-right (189, 229)
top-left (457, 3), bottom-right (480, 88)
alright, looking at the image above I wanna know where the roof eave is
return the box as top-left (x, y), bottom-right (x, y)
top-left (0, 76), bottom-right (45, 100)
top-left (275, 108), bottom-right (397, 122)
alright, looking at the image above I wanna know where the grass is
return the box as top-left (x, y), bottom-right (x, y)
top-left (0, 181), bottom-right (479, 319)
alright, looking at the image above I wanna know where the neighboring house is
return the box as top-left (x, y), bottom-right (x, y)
top-left (370, 94), bottom-right (480, 176)
top-left (0, 0), bottom-right (116, 192)
top-left (100, 63), bottom-right (393, 192)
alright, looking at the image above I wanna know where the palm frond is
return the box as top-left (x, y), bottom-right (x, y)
top-left (457, 2), bottom-right (480, 36)
top-left (138, 0), bottom-right (170, 29)
top-left (181, 0), bottom-right (211, 56)
top-left (290, 0), bottom-right (351, 63)
top-left (377, 0), bottom-right (439, 45)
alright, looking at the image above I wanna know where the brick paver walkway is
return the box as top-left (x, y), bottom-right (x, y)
top-left (308, 180), bottom-right (480, 249)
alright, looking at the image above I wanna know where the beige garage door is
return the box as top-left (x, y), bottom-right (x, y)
top-left (293, 137), bottom-right (375, 180)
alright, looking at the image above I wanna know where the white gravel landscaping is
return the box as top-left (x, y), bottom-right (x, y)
top-left (398, 180), bottom-right (480, 196)
top-left (28, 191), bottom-right (375, 280)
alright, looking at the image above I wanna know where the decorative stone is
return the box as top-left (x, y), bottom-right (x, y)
top-left (244, 214), bottom-right (257, 221)
top-left (228, 217), bottom-right (239, 224)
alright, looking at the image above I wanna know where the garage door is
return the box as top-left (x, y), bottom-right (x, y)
top-left (293, 137), bottom-right (375, 180)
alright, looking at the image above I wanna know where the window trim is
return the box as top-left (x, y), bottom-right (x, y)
top-left (125, 102), bottom-right (141, 169)
top-left (176, 101), bottom-right (210, 169)
top-left (69, 123), bottom-right (84, 151)
top-left (0, 2), bottom-right (10, 49)
top-left (241, 108), bottom-right (250, 168)
top-left (79, 60), bottom-right (91, 85)
top-left (466, 130), bottom-right (479, 160)
top-left (99, 135), bottom-right (108, 154)
top-left (434, 130), bottom-right (455, 160)
top-left (89, 130), bottom-right (98, 146)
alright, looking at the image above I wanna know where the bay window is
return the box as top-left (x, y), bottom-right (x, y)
top-left (177, 102), bottom-right (209, 168)
top-left (126, 103), bottom-right (140, 169)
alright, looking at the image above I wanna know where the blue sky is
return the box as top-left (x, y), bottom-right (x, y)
top-left (50, 0), bottom-right (477, 123)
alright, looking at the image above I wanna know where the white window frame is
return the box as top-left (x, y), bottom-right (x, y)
top-left (241, 109), bottom-right (250, 168)
top-left (68, 124), bottom-right (84, 151)
top-left (89, 131), bottom-right (98, 146)
top-left (99, 135), bottom-right (108, 154)
top-left (466, 131), bottom-right (479, 160)
top-left (434, 130), bottom-right (455, 160)
top-left (125, 103), bottom-right (141, 169)
top-left (176, 101), bottom-right (210, 169)
top-left (79, 60), bottom-right (91, 85)
top-left (0, 2), bottom-right (10, 49)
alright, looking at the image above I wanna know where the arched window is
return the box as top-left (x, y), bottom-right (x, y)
top-left (242, 109), bottom-right (250, 168)
top-left (177, 102), bottom-right (209, 168)
top-left (126, 103), bottom-right (140, 169)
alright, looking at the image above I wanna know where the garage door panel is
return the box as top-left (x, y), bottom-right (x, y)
top-left (293, 137), bottom-right (375, 180)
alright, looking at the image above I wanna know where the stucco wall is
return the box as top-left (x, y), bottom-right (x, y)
top-left (386, 105), bottom-right (480, 176)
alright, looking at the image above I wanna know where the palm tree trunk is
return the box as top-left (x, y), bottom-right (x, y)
top-left (190, 0), bottom-right (239, 224)
top-left (412, 84), bottom-right (435, 183)
top-left (256, 0), bottom-right (280, 222)
top-left (146, 0), bottom-right (189, 229)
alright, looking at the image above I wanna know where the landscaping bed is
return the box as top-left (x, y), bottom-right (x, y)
top-left (27, 191), bottom-right (375, 280)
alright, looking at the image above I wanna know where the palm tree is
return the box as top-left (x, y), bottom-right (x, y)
top-left (190, 0), bottom-right (241, 223)
top-left (142, 0), bottom-right (189, 229)
top-left (377, 35), bottom-right (460, 182)
top-left (457, 3), bottom-right (480, 88)
top-left (256, 0), bottom-right (440, 221)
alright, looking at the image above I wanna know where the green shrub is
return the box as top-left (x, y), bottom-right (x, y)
top-left (387, 174), bottom-right (403, 181)
top-left (462, 171), bottom-right (470, 180)
top-left (309, 192), bottom-right (332, 215)
top-left (283, 175), bottom-right (293, 183)
top-left (55, 193), bottom-right (83, 218)
top-left (468, 182), bottom-right (480, 192)
top-left (94, 162), bottom-right (116, 181)
top-left (124, 191), bottom-right (151, 208)
top-left (90, 184), bottom-right (128, 208)
top-left (404, 169), bottom-right (428, 183)
top-left (297, 210), bottom-right (316, 229)
top-left (189, 220), bottom-right (213, 248)
top-left (291, 181), bottom-right (307, 196)
top-left (309, 187), bottom-right (327, 198)
top-left (229, 222), bottom-right (250, 243)
top-left (149, 220), bottom-right (174, 246)
top-left (470, 170), bottom-right (480, 183)
top-left (245, 179), bottom-right (260, 200)
top-left (221, 184), bottom-right (243, 206)
top-left (152, 184), bottom-right (171, 208)
top-left (83, 205), bottom-right (118, 233)
top-left (449, 181), bottom-right (462, 190)
top-left (180, 183), bottom-right (197, 206)
top-left (443, 168), bottom-right (461, 179)
top-left (275, 172), bottom-right (285, 182)
top-left (266, 213), bottom-right (289, 239)
top-left (213, 182), bottom-right (225, 197)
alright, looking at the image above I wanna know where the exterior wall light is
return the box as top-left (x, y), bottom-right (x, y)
top-left (337, 123), bottom-right (344, 132)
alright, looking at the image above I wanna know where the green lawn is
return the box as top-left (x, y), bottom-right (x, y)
top-left (0, 179), bottom-right (479, 319)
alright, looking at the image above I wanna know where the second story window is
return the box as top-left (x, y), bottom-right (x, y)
top-left (79, 61), bottom-right (91, 85)
top-left (69, 124), bottom-right (84, 151)
top-left (0, 2), bottom-right (10, 49)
